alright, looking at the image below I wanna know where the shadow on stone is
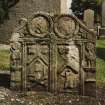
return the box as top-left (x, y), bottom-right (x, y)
top-left (0, 71), bottom-right (10, 88)
top-left (96, 48), bottom-right (105, 61)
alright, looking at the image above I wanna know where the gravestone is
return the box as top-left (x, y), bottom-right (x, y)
top-left (102, 0), bottom-right (105, 27)
top-left (84, 9), bottom-right (94, 29)
top-left (98, 0), bottom-right (105, 37)
top-left (10, 13), bottom-right (96, 96)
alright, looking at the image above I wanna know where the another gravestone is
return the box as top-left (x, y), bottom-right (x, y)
top-left (98, 0), bottom-right (105, 37)
top-left (102, 0), bottom-right (105, 27)
top-left (84, 9), bottom-right (94, 29)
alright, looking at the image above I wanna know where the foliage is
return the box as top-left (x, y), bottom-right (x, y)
top-left (71, 0), bottom-right (102, 18)
top-left (0, 0), bottom-right (19, 24)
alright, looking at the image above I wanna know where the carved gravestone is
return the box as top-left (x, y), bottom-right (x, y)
top-left (10, 13), bottom-right (96, 96)
top-left (84, 9), bottom-right (94, 29)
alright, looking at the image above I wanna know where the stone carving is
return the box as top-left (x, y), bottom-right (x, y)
top-left (84, 42), bottom-right (96, 67)
top-left (10, 32), bottom-right (22, 89)
top-left (10, 13), bottom-right (96, 96)
top-left (54, 16), bottom-right (76, 38)
top-left (10, 33), bottom-right (21, 65)
top-left (27, 44), bottom-right (49, 88)
top-left (57, 43), bottom-right (79, 92)
top-left (64, 68), bottom-right (78, 89)
top-left (28, 14), bottom-right (52, 37)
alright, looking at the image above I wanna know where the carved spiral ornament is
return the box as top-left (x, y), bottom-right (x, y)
top-left (28, 14), bottom-right (51, 37)
top-left (54, 15), bottom-right (76, 38)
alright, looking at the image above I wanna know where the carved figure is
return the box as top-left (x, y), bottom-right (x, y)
top-left (63, 68), bottom-right (78, 89)
top-left (10, 33), bottom-right (21, 67)
top-left (85, 43), bottom-right (96, 67)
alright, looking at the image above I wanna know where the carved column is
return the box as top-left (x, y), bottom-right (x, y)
top-left (49, 35), bottom-right (57, 93)
top-left (22, 42), bottom-right (27, 91)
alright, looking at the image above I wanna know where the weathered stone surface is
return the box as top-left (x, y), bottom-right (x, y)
top-left (84, 9), bottom-right (94, 29)
top-left (102, 0), bottom-right (105, 27)
top-left (10, 13), bottom-right (96, 96)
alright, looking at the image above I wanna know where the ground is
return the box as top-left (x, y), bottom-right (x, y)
top-left (0, 85), bottom-right (104, 105)
top-left (0, 40), bottom-right (104, 105)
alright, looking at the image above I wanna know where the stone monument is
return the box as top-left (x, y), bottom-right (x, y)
top-left (98, 0), bottom-right (105, 37)
top-left (10, 13), bottom-right (96, 97)
top-left (84, 9), bottom-right (94, 29)
top-left (102, 0), bottom-right (105, 27)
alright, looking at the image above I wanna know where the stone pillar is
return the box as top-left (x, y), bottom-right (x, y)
top-left (49, 37), bottom-right (57, 93)
top-left (60, 0), bottom-right (70, 14)
top-left (102, 0), bottom-right (105, 27)
top-left (84, 9), bottom-right (94, 29)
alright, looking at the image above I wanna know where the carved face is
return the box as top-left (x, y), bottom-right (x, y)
top-left (55, 16), bottom-right (76, 38)
top-left (28, 16), bottom-right (49, 37)
top-left (86, 43), bottom-right (94, 51)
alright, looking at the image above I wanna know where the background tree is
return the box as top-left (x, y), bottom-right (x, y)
top-left (0, 0), bottom-right (19, 24)
top-left (71, 0), bottom-right (103, 19)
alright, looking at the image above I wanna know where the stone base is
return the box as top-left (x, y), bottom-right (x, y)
top-left (83, 67), bottom-right (96, 97)
top-left (84, 81), bottom-right (96, 97)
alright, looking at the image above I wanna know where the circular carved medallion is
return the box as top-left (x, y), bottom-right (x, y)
top-left (28, 14), bottom-right (51, 37)
top-left (54, 16), bottom-right (76, 38)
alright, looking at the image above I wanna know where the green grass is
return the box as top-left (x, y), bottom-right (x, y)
top-left (96, 40), bottom-right (105, 83)
top-left (0, 49), bottom-right (10, 70)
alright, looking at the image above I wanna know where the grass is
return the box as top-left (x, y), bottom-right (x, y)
top-left (96, 40), bottom-right (105, 83)
top-left (0, 49), bottom-right (10, 70)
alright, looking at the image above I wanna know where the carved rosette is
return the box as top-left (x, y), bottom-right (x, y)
top-left (54, 15), bottom-right (79, 39)
top-left (27, 14), bottom-right (52, 37)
